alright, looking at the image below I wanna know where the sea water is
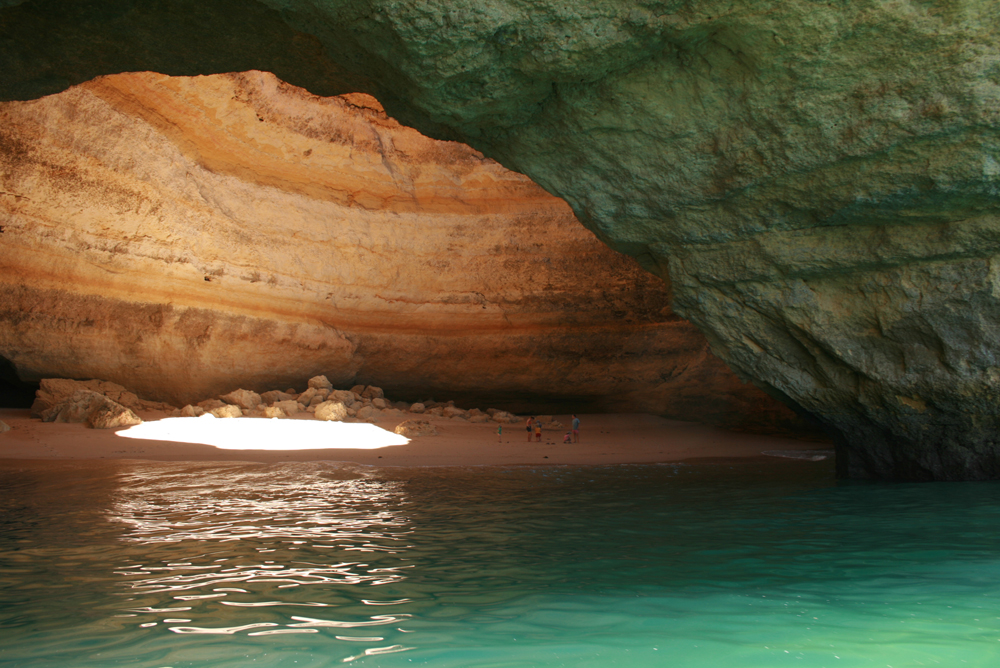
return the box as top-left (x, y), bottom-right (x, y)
top-left (1, 458), bottom-right (999, 667)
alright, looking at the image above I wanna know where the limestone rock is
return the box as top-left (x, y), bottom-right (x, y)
top-left (443, 406), bottom-right (467, 419)
top-left (361, 386), bottom-right (384, 400)
top-left (408, 403), bottom-right (426, 414)
top-left (308, 375), bottom-right (333, 391)
top-left (330, 390), bottom-right (355, 407)
top-left (490, 411), bottom-right (517, 424)
top-left (263, 406), bottom-right (286, 418)
top-left (179, 404), bottom-right (204, 418)
top-left (198, 398), bottom-right (226, 411)
top-left (39, 389), bottom-right (141, 429)
top-left (296, 388), bottom-right (318, 406)
top-left (372, 397), bottom-right (387, 409)
top-left (210, 404), bottom-right (242, 419)
top-left (261, 390), bottom-right (296, 404)
top-left (394, 420), bottom-right (437, 438)
top-left (219, 389), bottom-right (262, 410)
top-left (30, 378), bottom-right (169, 418)
top-left (272, 400), bottom-right (299, 416)
top-left (355, 405), bottom-right (379, 421)
top-left (0, 69), bottom-right (810, 449)
top-left (87, 402), bottom-right (143, 429)
top-left (314, 400), bottom-right (348, 422)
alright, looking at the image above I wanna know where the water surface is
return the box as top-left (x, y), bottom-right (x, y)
top-left (1, 458), bottom-right (998, 667)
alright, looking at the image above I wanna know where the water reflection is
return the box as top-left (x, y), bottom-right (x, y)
top-left (107, 462), bottom-right (417, 662)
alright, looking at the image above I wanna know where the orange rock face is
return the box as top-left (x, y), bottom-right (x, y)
top-left (0, 71), bottom-right (806, 432)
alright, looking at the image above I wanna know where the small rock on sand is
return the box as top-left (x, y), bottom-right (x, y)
top-left (0, 421), bottom-right (10, 433)
top-left (210, 404), bottom-right (242, 419)
top-left (315, 400), bottom-right (348, 422)
top-left (219, 389), bottom-right (262, 410)
top-left (394, 420), bottom-right (437, 437)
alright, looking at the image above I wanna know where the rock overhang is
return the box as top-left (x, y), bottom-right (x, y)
top-left (1, 0), bottom-right (999, 478)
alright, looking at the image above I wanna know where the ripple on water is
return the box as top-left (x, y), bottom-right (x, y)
top-left (2, 458), bottom-right (1000, 667)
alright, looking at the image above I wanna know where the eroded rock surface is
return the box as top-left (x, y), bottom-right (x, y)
top-left (3, 2), bottom-right (993, 477)
top-left (0, 71), bottom-right (805, 433)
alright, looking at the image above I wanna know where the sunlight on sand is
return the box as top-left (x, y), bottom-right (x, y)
top-left (116, 416), bottom-right (410, 451)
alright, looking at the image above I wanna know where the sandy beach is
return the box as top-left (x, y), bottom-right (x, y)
top-left (0, 408), bottom-right (832, 467)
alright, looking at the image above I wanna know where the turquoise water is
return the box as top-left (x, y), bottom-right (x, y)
top-left (1, 458), bottom-right (999, 667)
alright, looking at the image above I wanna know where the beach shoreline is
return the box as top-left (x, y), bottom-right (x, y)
top-left (0, 408), bottom-right (833, 468)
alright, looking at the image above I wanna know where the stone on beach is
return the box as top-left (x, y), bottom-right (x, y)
top-left (491, 411), bottom-right (517, 424)
top-left (308, 375), bottom-right (333, 391)
top-left (330, 390), bottom-right (355, 407)
top-left (314, 400), bottom-right (348, 422)
top-left (219, 389), bottom-right (262, 410)
top-left (260, 390), bottom-right (296, 404)
top-left (272, 400), bottom-right (300, 416)
top-left (39, 389), bottom-right (142, 429)
top-left (263, 406), bottom-right (287, 418)
top-left (210, 404), bottom-right (242, 419)
top-left (408, 403), bottom-right (426, 414)
top-left (394, 419), bottom-right (437, 437)
top-left (30, 378), bottom-right (171, 418)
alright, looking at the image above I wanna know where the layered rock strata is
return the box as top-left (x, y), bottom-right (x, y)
top-left (0, 71), bottom-right (805, 433)
top-left (3, 1), bottom-right (994, 478)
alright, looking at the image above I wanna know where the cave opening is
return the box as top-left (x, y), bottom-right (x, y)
top-left (0, 354), bottom-right (38, 408)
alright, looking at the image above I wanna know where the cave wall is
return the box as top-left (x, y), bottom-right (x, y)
top-left (0, 71), bottom-right (806, 432)
top-left (1, 1), bottom-right (997, 477)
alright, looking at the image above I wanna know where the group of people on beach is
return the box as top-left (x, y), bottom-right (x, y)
top-left (497, 415), bottom-right (580, 443)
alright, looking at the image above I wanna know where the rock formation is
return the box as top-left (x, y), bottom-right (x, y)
top-left (0, 71), bottom-right (805, 434)
top-left (3, 2), bottom-right (995, 477)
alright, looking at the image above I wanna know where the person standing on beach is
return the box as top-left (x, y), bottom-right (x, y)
top-left (572, 414), bottom-right (580, 443)
top-left (534, 418), bottom-right (542, 442)
top-left (497, 424), bottom-right (503, 443)
top-left (526, 416), bottom-right (534, 442)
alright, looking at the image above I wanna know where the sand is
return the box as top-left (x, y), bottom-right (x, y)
top-left (0, 409), bottom-right (832, 467)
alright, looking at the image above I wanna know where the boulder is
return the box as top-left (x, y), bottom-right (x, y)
top-left (315, 400), bottom-right (348, 422)
top-left (261, 390), bottom-right (296, 404)
top-left (372, 397), bottom-right (387, 409)
top-left (491, 411), bottom-right (517, 424)
top-left (297, 387), bottom-right (318, 405)
top-left (308, 394), bottom-right (325, 407)
top-left (394, 419), bottom-right (437, 438)
top-left (30, 378), bottom-right (172, 418)
top-left (272, 400), bottom-right (299, 415)
top-left (443, 406), bottom-right (467, 419)
top-left (427, 406), bottom-right (444, 417)
top-left (308, 375), bottom-right (333, 391)
top-left (210, 404), bottom-right (242, 418)
top-left (467, 408), bottom-right (484, 417)
top-left (198, 398), bottom-right (226, 411)
top-left (469, 414), bottom-right (490, 424)
top-left (180, 404), bottom-right (204, 417)
top-left (330, 390), bottom-right (355, 407)
top-left (39, 389), bottom-right (142, 428)
top-left (87, 402), bottom-right (143, 429)
top-left (355, 405), bottom-right (379, 420)
top-left (219, 388), bottom-right (262, 410)
top-left (362, 386), bottom-right (384, 400)
top-left (350, 384), bottom-right (366, 395)
top-left (264, 405), bottom-right (286, 418)
top-left (408, 402), bottom-right (426, 414)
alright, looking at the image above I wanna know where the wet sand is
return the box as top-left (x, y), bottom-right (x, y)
top-left (0, 408), bottom-right (832, 467)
